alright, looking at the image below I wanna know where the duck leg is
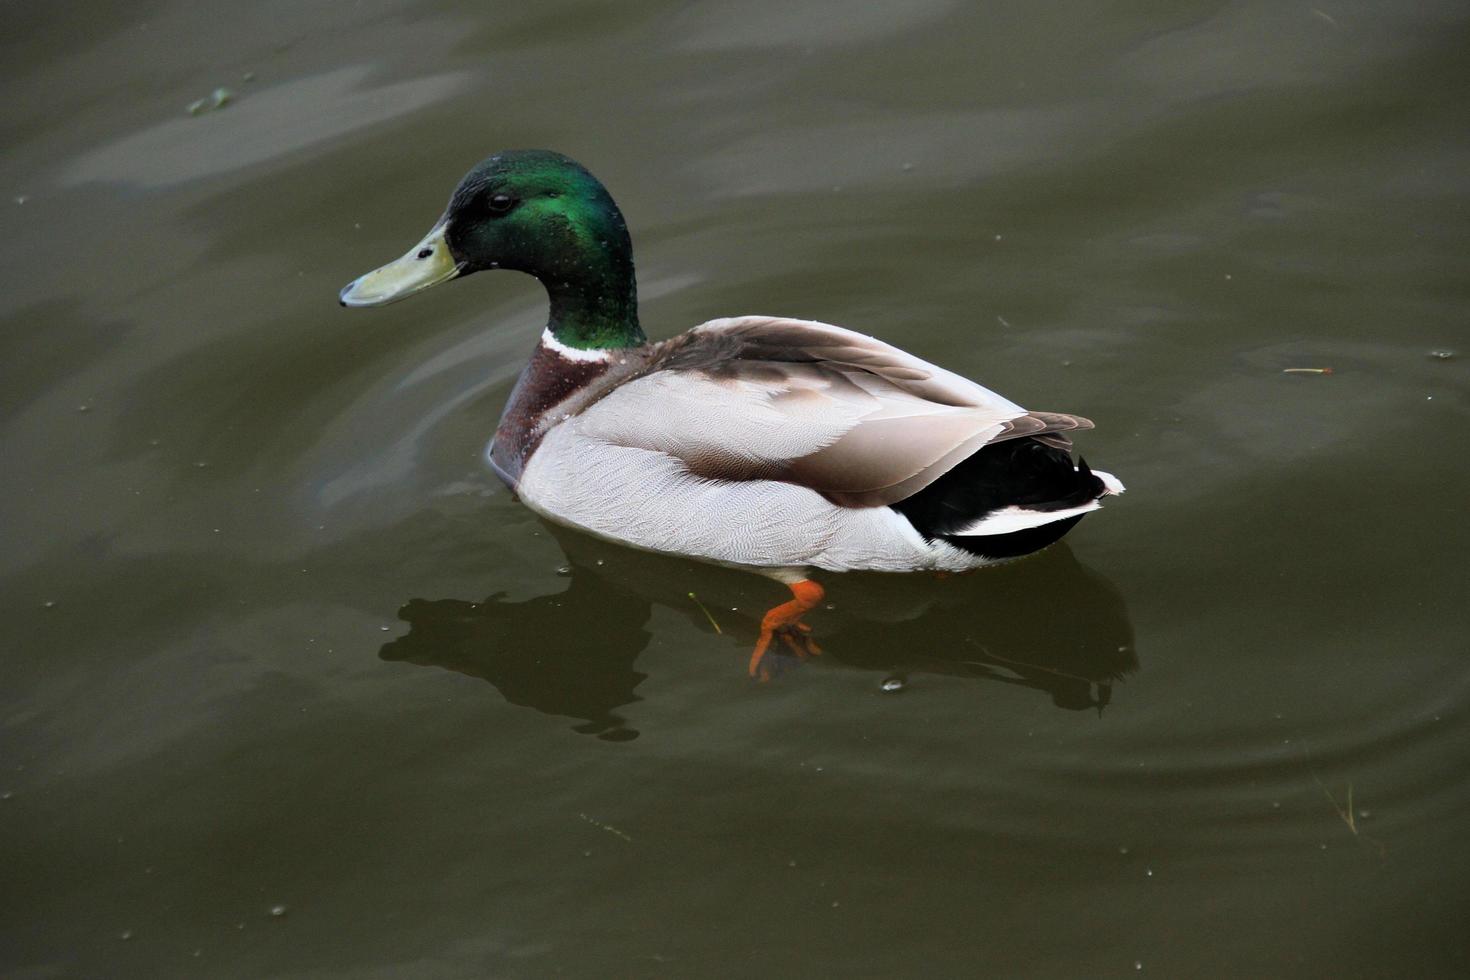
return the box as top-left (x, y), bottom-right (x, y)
top-left (749, 579), bottom-right (825, 680)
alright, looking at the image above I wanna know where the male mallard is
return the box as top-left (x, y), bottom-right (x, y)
top-left (341, 150), bottom-right (1123, 676)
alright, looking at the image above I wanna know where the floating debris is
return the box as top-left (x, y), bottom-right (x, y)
top-left (687, 592), bottom-right (722, 634)
top-left (880, 677), bottom-right (906, 693)
top-left (1282, 367), bottom-right (1333, 375)
top-left (1427, 349), bottom-right (1456, 361)
top-left (269, 904), bottom-right (288, 918)
top-left (578, 812), bottom-right (632, 842)
top-left (186, 87), bottom-right (234, 116)
top-left (1318, 779), bottom-right (1358, 835)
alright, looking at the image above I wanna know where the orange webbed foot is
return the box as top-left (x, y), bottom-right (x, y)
top-left (749, 579), bottom-right (825, 681)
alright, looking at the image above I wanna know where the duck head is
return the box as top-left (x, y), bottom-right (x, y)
top-left (340, 149), bottom-right (643, 348)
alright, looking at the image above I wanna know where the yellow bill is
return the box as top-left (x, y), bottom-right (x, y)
top-left (339, 221), bottom-right (462, 307)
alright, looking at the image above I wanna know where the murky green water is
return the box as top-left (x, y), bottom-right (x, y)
top-left (4, 2), bottom-right (1469, 976)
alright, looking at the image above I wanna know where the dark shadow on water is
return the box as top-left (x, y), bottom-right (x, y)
top-left (818, 546), bottom-right (1138, 712)
top-left (380, 567), bottom-right (652, 741)
top-left (381, 530), bottom-right (1136, 738)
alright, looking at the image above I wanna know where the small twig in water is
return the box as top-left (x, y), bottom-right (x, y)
top-left (1298, 741), bottom-right (1386, 858)
top-left (1315, 777), bottom-right (1358, 835)
top-left (688, 592), bottom-right (722, 634)
top-left (579, 813), bottom-right (632, 842)
top-left (1282, 367), bottom-right (1334, 375)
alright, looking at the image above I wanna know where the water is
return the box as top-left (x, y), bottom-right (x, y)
top-left (4, 1), bottom-right (1469, 976)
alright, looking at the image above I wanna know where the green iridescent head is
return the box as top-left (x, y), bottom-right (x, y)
top-left (340, 150), bottom-right (644, 350)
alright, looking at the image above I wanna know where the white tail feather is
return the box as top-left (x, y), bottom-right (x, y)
top-left (952, 499), bottom-right (1103, 536)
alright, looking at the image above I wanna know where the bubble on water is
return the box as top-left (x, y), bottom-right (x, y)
top-left (1135, 961), bottom-right (1143, 971)
top-left (1357, 809), bottom-right (1372, 820)
top-left (379, 625), bottom-right (390, 632)
top-left (880, 677), bottom-right (905, 693)
top-left (42, 601), bottom-right (56, 609)
top-left (118, 929), bottom-right (134, 941)
top-left (1145, 869), bottom-right (1154, 877)
top-left (1117, 845), bottom-right (1129, 855)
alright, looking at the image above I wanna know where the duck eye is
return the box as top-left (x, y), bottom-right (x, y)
top-left (488, 194), bottom-right (515, 214)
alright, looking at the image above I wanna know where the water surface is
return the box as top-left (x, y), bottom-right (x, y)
top-left (3, 1), bottom-right (1469, 976)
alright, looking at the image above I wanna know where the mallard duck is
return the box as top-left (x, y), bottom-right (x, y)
top-left (341, 150), bottom-right (1123, 676)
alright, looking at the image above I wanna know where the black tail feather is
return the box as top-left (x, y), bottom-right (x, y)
top-left (891, 438), bottom-right (1107, 560)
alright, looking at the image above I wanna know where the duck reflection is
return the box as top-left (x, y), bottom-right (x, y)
top-left (817, 547), bottom-right (1137, 712)
top-left (381, 530), bottom-right (1135, 738)
top-left (380, 567), bottom-right (651, 741)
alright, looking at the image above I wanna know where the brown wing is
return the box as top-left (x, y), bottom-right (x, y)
top-left (574, 316), bottom-right (1092, 507)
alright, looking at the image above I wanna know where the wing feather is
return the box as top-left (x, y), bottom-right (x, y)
top-left (573, 316), bottom-right (1090, 505)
